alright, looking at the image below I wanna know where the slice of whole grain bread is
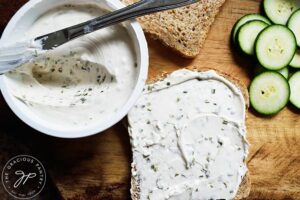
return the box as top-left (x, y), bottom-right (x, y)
top-left (129, 65), bottom-right (251, 200)
top-left (121, 0), bottom-right (226, 58)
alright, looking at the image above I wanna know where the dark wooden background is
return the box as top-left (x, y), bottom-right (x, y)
top-left (0, 0), bottom-right (299, 199)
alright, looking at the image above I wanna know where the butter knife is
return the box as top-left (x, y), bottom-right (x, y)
top-left (0, 0), bottom-right (199, 74)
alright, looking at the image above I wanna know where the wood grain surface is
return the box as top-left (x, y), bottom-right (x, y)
top-left (0, 0), bottom-right (299, 199)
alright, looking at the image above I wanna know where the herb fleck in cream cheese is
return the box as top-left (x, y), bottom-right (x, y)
top-left (128, 69), bottom-right (248, 200)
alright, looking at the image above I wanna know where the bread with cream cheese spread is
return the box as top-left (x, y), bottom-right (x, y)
top-left (121, 0), bottom-right (226, 58)
top-left (127, 65), bottom-right (251, 200)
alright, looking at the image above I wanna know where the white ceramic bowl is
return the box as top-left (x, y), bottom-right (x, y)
top-left (0, 0), bottom-right (148, 138)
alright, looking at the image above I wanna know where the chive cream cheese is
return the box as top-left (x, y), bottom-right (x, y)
top-left (5, 4), bottom-right (137, 130)
top-left (128, 69), bottom-right (248, 200)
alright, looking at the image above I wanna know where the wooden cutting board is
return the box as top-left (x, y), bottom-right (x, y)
top-left (0, 0), bottom-right (299, 199)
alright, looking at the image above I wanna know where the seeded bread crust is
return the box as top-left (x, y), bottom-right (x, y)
top-left (129, 65), bottom-right (251, 200)
top-left (121, 0), bottom-right (226, 58)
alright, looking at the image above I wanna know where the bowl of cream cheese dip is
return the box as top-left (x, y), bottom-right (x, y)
top-left (0, 0), bottom-right (148, 138)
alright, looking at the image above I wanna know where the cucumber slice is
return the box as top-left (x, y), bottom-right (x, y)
top-left (255, 65), bottom-right (289, 79)
top-left (263, 0), bottom-right (300, 25)
top-left (289, 71), bottom-right (300, 109)
top-left (232, 14), bottom-right (271, 43)
top-left (278, 67), bottom-right (289, 79)
top-left (290, 49), bottom-right (300, 68)
top-left (250, 71), bottom-right (290, 115)
top-left (288, 9), bottom-right (300, 47)
top-left (256, 25), bottom-right (296, 70)
top-left (237, 20), bottom-right (269, 55)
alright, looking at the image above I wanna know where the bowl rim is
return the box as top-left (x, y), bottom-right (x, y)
top-left (0, 0), bottom-right (148, 138)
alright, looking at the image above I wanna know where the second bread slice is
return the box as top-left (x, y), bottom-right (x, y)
top-left (121, 0), bottom-right (226, 58)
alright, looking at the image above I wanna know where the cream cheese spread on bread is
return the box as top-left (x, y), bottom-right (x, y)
top-left (128, 69), bottom-right (248, 200)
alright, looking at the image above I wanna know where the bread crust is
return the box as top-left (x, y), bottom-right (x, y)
top-left (129, 66), bottom-right (251, 200)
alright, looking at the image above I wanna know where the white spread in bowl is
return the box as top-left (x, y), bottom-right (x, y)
top-left (128, 69), bottom-right (248, 199)
top-left (4, 4), bottom-right (139, 131)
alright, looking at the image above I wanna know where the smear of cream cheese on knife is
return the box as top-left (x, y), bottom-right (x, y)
top-left (128, 69), bottom-right (248, 200)
top-left (5, 4), bottom-right (137, 129)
